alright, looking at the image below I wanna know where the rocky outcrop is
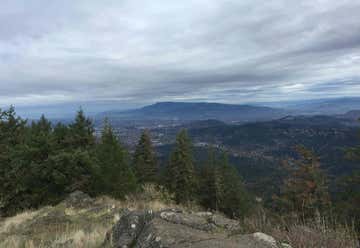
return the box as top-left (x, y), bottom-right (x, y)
top-left (104, 209), bottom-right (281, 248)
top-left (63, 190), bottom-right (94, 208)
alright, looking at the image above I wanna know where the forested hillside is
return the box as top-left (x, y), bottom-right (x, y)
top-left (0, 107), bottom-right (249, 220)
top-left (188, 116), bottom-right (359, 176)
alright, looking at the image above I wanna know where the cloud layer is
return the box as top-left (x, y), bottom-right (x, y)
top-left (0, 0), bottom-right (359, 107)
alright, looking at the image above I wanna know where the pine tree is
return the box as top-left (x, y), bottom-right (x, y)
top-left (199, 149), bottom-right (251, 218)
top-left (96, 119), bottom-right (137, 198)
top-left (0, 108), bottom-right (131, 215)
top-left (0, 106), bottom-right (27, 149)
top-left (47, 110), bottom-right (98, 197)
top-left (68, 108), bottom-right (95, 149)
top-left (47, 109), bottom-right (99, 198)
top-left (0, 107), bottom-right (29, 214)
top-left (216, 152), bottom-right (251, 218)
top-left (166, 129), bottom-right (197, 204)
top-left (277, 146), bottom-right (330, 219)
top-left (28, 115), bottom-right (52, 162)
top-left (45, 149), bottom-right (98, 198)
top-left (337, 121), bottom-right (360, 231)
top-left (0, 111), bottom-right (98, 215)
top-left (52, 122), bottom-right (70, 150)
top-left (336, 171), bottom-right (360, 232)
top-left (23, 115), bottom-right (53, 203)
top-left (133, 130), bottom-right (158, 184)
top-left (198, 146), bottom-right (218, 210)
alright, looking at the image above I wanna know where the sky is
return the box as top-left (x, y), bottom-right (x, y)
top-left (0, 0), bottom-right (360, 110)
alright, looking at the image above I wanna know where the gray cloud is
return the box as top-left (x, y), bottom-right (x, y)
top-left (0, 0), bottom-right (359, 107)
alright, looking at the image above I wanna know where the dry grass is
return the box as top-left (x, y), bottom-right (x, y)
top-left (239, 209), bottom-right (359, 248)
top-left (0, 225), bottom-right (108, 248)
top-left (0, 188), bottom-right (358, 248)
top-left (115, 184), bottom-right (184, 211)
top-left (3, 186), bottom-right (356, 248)
top-left (0, 185), bottom-right (358, 248)
top-left (0, 208), bottom-right (44, 234)
top-left (0, 184), bottom-right (184, 248)
top-left (272, 223), bottom-right (358, 248)
top-left (0, 198), bottom-right (120, 247)
top-left (51, 226), bottom-right (108, 248)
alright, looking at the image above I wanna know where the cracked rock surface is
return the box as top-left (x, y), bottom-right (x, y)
top-left (103, 209), bottom-right (280, 248)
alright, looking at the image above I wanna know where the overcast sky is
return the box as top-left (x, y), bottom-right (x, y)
top-left (0, 0), bottom-right (359, 108)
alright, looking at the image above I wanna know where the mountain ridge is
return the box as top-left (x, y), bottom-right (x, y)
top-left (97, 101), bottom-right (287, 122)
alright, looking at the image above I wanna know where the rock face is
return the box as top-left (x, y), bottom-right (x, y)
top-left (104, 209), bottom-right (279, 248)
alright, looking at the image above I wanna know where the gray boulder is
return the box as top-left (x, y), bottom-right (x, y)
top-left (104, 209), bottom-right (280, 248)
top-left (63, 190), bottom-right (94, 208)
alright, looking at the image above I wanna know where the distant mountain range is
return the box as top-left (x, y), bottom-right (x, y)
top-left (258, 97), bottom-right (360, 115)
top-left (338, 110), bottom-right (360, 120)
top-left (97, 98), bottom-right (360, 123)
top-left (9, 97), bottom-right (360, 120)
top-left (97, 102), bottom-right (287, 122)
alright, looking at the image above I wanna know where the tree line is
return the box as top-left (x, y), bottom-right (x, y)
top-left (0, 107), bottom-right (251, 218)
top-left (0, 106), bottom-right (358, 230)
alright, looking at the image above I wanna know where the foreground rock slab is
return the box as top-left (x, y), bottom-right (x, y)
top-left (104, 209), bottom-right (280, 248)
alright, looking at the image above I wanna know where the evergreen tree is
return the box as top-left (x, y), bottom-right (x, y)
top-left (68, 108), bottom-right (95, 149)
top-left (277, 146), bottom-right (330, 219)
top-left (0, 108), bottom-right (132, 215)
top-left (22, 115), bottom-right (53, 204)
top-left (198, 147), bottom-right (218, 210)
top-left (96, 119), bottom-right (137, 198)
top-left (199, 149), bottom-right (251, 218)
top-left (52, 122), bottom-right (70, 150)
top-left (0, 111), bottom-right (98, 214)
top-left (0, 106), bottom-right (27, 152)
top-left (166, 129), bottom-right (197, 204)
top-left (0, 107), bottom-right (28, 214)
top-left (46, 149), bottom-right (98, 197)
top-left (133, 130), bottom-right (158, 184)
top-left (337, 121), bottom-right (360, 231)
top-left (215, 152), bottom-right (251, 218)
top-left (28, 115), bottom-right (52, 162)
top-left (336, 171), bottom-right (360, 231)
top-left (48, 110), bottom-right (98, 198)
